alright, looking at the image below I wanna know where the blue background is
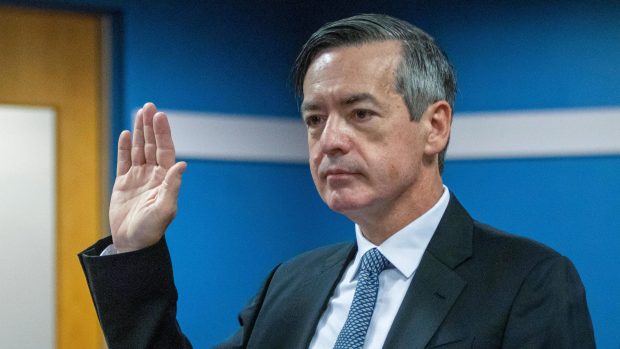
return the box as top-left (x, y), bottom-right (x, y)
top-left (4, 0), bottom-right (618, 347)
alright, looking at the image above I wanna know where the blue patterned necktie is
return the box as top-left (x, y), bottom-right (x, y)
top-left (334, 248), bottom-right (389, 349)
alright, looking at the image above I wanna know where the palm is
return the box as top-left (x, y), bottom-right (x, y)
top-left (109, 103), bottom-right (186, 253)
top-left (110, 165), bottom-right (166, 248)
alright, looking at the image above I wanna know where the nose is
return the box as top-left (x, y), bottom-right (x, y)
top-left (319, 114), bottom-right (351, 156)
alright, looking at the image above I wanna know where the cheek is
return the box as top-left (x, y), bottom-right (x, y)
top-left (309, 161), bottom-right (319, 183)
top-left (309, 156), bottom-right (324, 191)
top-left (308, 142), bottom-right (319, 175)
top-left (388, 163), bottom-right (400, 181)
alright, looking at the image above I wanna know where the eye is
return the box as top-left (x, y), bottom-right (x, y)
top-left (352, 109), bottom-right (374, 121)
top-left (304, 115), bottom-right (325, 128)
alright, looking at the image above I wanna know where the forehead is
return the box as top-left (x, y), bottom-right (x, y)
top-left (302, 41), bottom-right (403, 99)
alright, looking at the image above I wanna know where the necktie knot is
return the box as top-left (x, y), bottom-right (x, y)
top-left (360, 248), bottom-right (389, 275)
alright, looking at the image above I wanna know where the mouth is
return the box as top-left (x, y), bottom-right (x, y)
top-left (323, 169), bottom-right (358, 179)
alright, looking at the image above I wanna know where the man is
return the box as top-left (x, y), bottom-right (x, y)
top-left (80, 14), bottom-right (595, 348)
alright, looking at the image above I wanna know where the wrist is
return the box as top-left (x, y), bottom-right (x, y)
top-left (112, 235), bottom-right (161, 254)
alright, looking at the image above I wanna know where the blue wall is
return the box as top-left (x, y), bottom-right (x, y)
top-left (5, 0), bottom-right (618, 347)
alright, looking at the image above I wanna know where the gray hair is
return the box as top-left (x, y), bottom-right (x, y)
top-left (292, 13), bottom-right (456, 174)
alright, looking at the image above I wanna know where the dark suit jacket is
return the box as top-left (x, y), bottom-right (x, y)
top-left (79, 194), bottom-right (595, 348)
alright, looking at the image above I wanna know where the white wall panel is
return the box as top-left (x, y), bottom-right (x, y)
top-left (0, 105), bottom-right (56, 349)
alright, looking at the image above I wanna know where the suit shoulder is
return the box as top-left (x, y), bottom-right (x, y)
top-left (262, 242), bottom-right (353, 301)
top-left (281, 242), bottom-right (353, 266)
top-left (472, 221), bottom-right (563, 269)
top-left (458, 221), bottom-right (582, 305)
top-left (278, 242), bottom-right (353, 273)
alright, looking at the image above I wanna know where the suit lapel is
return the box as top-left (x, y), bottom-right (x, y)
top-left (290, 244), bottom-right (357, 348)
top-left (383, 253), bottom-right (466, 348)
top-left (248, 243), bottom-right (357, 348)
top-left (383, 193), bottom-right (473, 349)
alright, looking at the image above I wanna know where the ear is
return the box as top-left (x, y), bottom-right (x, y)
top-left (423, 100), bottom-right (452, 157)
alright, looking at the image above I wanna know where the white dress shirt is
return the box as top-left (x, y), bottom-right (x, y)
top-left (309, 186), bottom-right (450, 349)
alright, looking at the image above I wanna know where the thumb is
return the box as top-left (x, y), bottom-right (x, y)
top-left (158, 161), bottom-right (187, 215)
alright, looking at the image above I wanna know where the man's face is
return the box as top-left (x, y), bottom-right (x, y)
top-left (302, 41), bottom-right (430, 221)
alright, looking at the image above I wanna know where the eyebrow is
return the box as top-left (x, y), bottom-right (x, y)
top-left (342, 93), bottom-right (379, 106)
top-left (301, 93), bottom-right (380, 113)
top-left (300, 100), bottom-right (322, 112)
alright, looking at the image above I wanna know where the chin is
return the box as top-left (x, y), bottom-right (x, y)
top-left (325, 195), bottom-right (372, 215)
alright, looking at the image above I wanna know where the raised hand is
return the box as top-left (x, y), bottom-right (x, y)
top-left (109, 102), bottom-right (187, 253)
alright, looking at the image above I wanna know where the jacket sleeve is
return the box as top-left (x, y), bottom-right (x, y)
top-left (78, 236), bottom-right (192, 349)
top-left (502, 255), bottom-right (596, 348)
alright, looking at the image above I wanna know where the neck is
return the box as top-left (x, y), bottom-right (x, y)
top-left (348, 175), bottom-right (444, 246)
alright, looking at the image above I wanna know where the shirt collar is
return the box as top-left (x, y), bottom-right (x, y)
top-left (350, 185), bottom-right (451, 281)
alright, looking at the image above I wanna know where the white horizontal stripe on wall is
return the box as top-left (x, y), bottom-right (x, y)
top-left (166, 107), bottom-right (620, 163)
top-left (169, 111), bottom-right (308, 163)
top-left (448, 107), bottom-right (620, 159)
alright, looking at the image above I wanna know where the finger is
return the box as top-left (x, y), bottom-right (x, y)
top-left (153, 112), bottom-right (176, 169)
top-left (131, 108), bottom-right (146, 165)
top-left (142, 102), bottom-right (157, 165)
top-left (117, 130), bottom-right (132, 175)
top-left (158, 161), bottom-right (187, 216)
